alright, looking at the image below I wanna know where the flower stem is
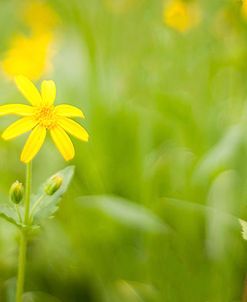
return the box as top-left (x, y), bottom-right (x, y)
top-left (16, 161), bottom-right (32, 302)
top-left (16, 230), bottom-right (27, 302)
top-left (24, 161), bottom-right (32, 225)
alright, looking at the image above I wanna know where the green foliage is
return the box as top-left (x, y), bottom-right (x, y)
top-left (1, 0), bottom-right (247, 301)
top-left (78, 195), bottom-right (169, 233)
top-left (0, 204), bottom-right (21, 227)
top-left (23, 292), bottom-right (60, 302)
top-left (31, 166), bottom-right (74, 224)
top-left (0, 166), bottom-right (74, 229)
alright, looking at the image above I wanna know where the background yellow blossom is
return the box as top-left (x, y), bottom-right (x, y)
top-left (2, 34), bottom-right (54, 81)
top-left (241, 0), bottom-right (247, 19)
top-left (1, 0), bottom-right (58, 81)
top-left (23, 0), bottom-right (59, 34)
top-left (163, 0), bottom-right (201, 32)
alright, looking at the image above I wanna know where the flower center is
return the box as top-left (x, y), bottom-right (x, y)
top-left (35, 105), bottom-right (57, 129)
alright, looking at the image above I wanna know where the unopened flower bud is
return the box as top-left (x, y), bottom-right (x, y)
top-left (9, 181), bottom-right (24, 204)
top-left (45, 175), bottom-right (63, 196)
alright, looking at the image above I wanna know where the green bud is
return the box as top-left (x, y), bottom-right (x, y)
top-left (9, 181), bottom-right (24, 204)
top-left (45, 175), bottom-right (63, 196)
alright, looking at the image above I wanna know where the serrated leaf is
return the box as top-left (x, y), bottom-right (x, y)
top-left (31, 166), bottom-right (74, 224)
top-left (77, 195), bottom-right (169, 233)
top-left (239, 219), bottom-right (247, 240)
top-left (0, 203), bottom-right (21, 227)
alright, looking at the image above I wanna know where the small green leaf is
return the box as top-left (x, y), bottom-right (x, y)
top-left (77, 195), bottom-right (169, 233)
top-left (239, 219), bottom-right (247, 240)
top-left (0, 203), bottom-right (21, 227)
top-left (31, 166), bottom-right (75, 224)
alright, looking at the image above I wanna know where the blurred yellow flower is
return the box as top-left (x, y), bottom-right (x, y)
top-left (241, 0), bottom-right (247, 19)
top-left (23, 0), bottom-right (59, 34)
top-left (2, 34), bottom-right (54, 81)
top-left (0, 76), bottom-right (88, 163)
top-left (1, 0), bottom-right (58, 81)
top-left (163, 0), bottom-right (201, 33)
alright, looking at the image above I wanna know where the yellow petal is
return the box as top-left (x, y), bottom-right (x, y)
top-left (15, 75), bottom-right (42, 106)
top-left (0, 104), bottom-right (34, 116)
top-left (21, 125), bottom-right (46, 163)
top-left (50, 126), bottom-right (75, 161)
top-left (41, 80), bottom-right (56, 105)
top-left (55, 104), bottom-right (85, 118)
top-left (57, 117), bottom-right (89, 141)
top-left (2, 117), bottom-right (38, 140)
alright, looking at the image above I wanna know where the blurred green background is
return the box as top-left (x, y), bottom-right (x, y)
top-left (0, 0), bottom-right (247, 301)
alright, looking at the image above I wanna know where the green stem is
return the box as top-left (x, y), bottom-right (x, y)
top-left (16, 162), bottom-right (32, 302)
top-left (16, 230), bottom-right (27, 302)
top-left (24, 162), bottom-right (32, 225)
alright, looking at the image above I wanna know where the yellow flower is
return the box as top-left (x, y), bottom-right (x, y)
top-left (23, 0), bottom-right (59, 34)
top-left (163, 0), bottom-right (200, 33)
top-left (2, 34), bottom-right (54, 81)
top-left (1, 0), bottom-right (58, 81)
top-left (0, 75), bottom-right (89, 163)
top-left (242, 0), bottom-right (247, 20)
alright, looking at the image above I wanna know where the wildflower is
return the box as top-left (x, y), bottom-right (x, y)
top-left (2, 34), bottom-right (54, 81)
top-left (23, 0), bottom-right (59, 34)
top-left (163, 0), bottom-right (201, 33)
top-left (9, 181), bottom-right (24, 204)
top-left (1, 0), bottom-right (58, 81)
top-left (242, 0), bottom-right (247, 20)
top-left (0, 75), bottom-right (88, 163)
